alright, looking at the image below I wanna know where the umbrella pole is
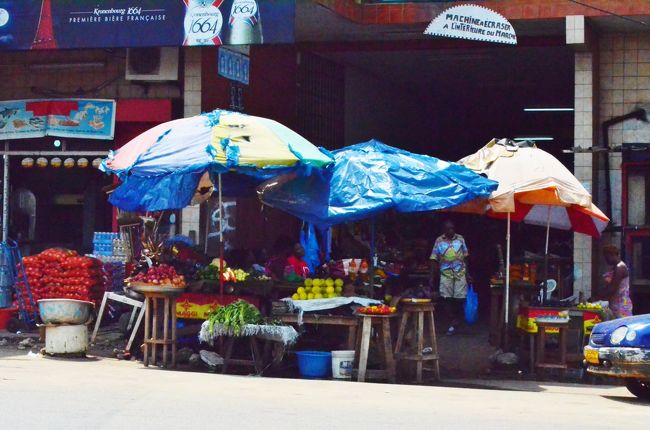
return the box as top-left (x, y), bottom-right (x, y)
top-left (2, 147), bottom-right (9, 243)
top-left (504, 212), bottom-right (511, 351)
top-left (219, 174), bottom-right (224, 299)
top-left (542, 206), bottom-right (551, 304)
top-left (369, 218), bottom-right (376, 299)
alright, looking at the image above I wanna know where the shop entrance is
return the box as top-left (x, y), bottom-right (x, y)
top-left (292, 42), bottom-right (576, 307)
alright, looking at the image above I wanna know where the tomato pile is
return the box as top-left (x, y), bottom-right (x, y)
top-left (15, 248), bottom-right (104, 312)
top-left (357, 304), bottom-right (397, 315)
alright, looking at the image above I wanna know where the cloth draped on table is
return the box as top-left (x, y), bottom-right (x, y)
top-left (198, 321), bottom-right (300, 346)
top-left (282, 296), bottom-right (382, 324)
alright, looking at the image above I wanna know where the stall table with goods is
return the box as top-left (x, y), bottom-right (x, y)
top-left (488, 256), bottom-right (572, 347)
top-left (127, 264), bottom-right (188, 368)
top-left (198, 300), bottom-right (299, 374)
top-left (18, 249), bottom-right (105, 309)
top-left (516, 303), bottom-right (605, 372)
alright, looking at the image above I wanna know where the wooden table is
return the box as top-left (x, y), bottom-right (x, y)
top-left (133, 286), bottom-right (184, 369)
top-left (277, 313), bottom-right (358, 350)
top-left (489, 282), bottom-right (538, 347)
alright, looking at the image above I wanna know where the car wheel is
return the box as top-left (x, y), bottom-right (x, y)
top-left (626, 379), bottom-right (650, 399)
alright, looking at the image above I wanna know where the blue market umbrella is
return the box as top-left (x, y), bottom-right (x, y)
top-left (258, 140), bottom-right (498, 226)
top-left (102, 109), bottom-right (333, 212)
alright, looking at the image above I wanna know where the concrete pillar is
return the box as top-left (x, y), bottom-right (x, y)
top-left (181, 48), bottom-right (203, 242)
top-left (568, 16), bottom-right (597, 297)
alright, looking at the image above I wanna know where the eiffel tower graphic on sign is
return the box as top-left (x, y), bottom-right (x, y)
top-left (32, 0), bottom-right (57, 50)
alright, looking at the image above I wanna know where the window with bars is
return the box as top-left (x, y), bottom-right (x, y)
top-left (296, 52), bottom-right (344, 149)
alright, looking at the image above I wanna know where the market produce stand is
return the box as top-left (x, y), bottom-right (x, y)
top-left (517, 305), bottom-right (603, 372)
top-left (198, 321), bottom-right (299, 374)
top-left (132, 284), bottom-right (184, 369)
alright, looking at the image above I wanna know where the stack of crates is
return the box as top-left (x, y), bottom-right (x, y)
top-left (93, 232), bottom-right (120, 256)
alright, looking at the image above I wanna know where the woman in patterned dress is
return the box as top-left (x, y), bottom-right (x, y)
top-left (599, 245), bottom-right (633, 319)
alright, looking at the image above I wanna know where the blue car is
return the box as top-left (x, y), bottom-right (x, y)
top-left (584, 314), bottom-right (650, 399)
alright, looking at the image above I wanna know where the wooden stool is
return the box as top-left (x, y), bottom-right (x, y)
top-left (394, 302), bottom-right (440, 383)
top-left (353, 313), bottom-right (398, 383)
top-left (142, 291), bottom-right (180, 368)
top-left (534, 320), bottom-right (569, 373)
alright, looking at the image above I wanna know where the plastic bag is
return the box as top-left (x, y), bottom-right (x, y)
top-left (300, 223), bottom-right (320, 275)
top-left (464, 285), bottom-right (478, 325)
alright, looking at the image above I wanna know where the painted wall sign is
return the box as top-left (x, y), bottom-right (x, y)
top-left (0, 0), bottom-right (294, 51)
top-left (424, 4), bottom-right (517, 45)
top-left (218, 47), bottom-right (250, 85)
top-left (0, 99), bottom-right (116, 140)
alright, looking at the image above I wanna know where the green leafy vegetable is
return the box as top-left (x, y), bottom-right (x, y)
top-left (206, 300), bottom-right (262, 336)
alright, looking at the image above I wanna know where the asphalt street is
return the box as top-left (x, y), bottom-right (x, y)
top-left (0, 349), bottom-right (648, 430)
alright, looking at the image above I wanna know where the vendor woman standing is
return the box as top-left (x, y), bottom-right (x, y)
top-left (598, 245), bottom-right (633, 319)
top-left (430, 220), bottom-right (471, 336)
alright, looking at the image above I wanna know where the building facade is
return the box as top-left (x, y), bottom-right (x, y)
top-left (0, 1), bottom-right (649, 311)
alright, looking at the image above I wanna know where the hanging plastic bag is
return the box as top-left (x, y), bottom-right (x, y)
top-left (464, 285), bottom-right (478, 325)
top-left (300, 223), bottom-right (320, 275)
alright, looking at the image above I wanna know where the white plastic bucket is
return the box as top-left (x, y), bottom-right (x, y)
top-left (45, 324), bottom-right (88, 355)
top-left (331, 350), bottom-right (355, 379)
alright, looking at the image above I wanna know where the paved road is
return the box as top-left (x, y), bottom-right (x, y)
top-left (1, 349), bottom-right (648, 430)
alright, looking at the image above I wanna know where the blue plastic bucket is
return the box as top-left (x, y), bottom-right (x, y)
top-left (0, 285), bottom-right (12, 309)
top-left (296, 351), bottom-right (332, 379)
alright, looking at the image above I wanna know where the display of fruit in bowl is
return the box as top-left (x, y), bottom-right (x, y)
top-left (129, 264), bottom-right (186, 288)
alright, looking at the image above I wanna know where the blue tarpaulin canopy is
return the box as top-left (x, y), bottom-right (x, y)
top-left (258, 140), bottom-right (498, 226)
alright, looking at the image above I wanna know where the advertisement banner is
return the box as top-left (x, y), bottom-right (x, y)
top-left (0, 99), bottom-right (116, 140)
top-left (176, 293), bottom-right (260, 319)
top-left (424, 4), bottom-right (517, 45)
top-left (0, 0), bottom-right (294, 51)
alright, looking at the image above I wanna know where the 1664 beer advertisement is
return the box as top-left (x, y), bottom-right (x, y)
top-left (0, 0), bottom-right (294, 51)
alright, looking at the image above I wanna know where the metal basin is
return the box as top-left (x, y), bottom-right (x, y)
top-left (38, 299), bottom-right (94, 325)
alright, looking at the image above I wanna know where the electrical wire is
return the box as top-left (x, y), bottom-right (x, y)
top-left (30, 74), bottom-right (123, 98)
top-left (567, 0), bottom-right (650, 28)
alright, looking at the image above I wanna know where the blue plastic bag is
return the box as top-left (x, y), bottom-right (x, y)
top-left (464, 285), bottom-right (478, 325)
top-left (300, 223), bottom-right (320, 275)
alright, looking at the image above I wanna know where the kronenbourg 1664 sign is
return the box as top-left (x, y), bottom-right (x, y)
top-left (424, 4), bottom-right (517, 45)
top-left (184, 0), bottom-right (224, 46)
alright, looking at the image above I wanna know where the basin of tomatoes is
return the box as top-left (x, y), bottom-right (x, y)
top-left (357, 304), bottom-right (397, 315)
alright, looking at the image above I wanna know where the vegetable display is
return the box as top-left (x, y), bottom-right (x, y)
top-left (199, 264), bottom-right (249, 283)
top-left (206, 300), bottom-right (262, 336)
top-left (16, 249), bottom-right (104, 311)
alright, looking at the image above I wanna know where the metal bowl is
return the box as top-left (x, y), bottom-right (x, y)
top-left (38, 299), bottom-right (94, 325)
